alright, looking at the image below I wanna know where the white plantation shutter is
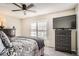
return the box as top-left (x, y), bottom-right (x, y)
top-left (31, 21), bottom-right (47, 39)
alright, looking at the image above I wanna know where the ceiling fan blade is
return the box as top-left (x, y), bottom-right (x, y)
top-left (12, 9), bottom-right (22, 11)
top-left (12, 3), bottom-right (22, 8)
top-left (27, 3), bottom-right (34, 9)
top-left (20, 3), bottom-right (25, 5)
top-left (27, 10), bottom-right (36, 13)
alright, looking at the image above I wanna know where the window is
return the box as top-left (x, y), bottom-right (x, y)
top-left (31, 21), bottom-right (47, 39)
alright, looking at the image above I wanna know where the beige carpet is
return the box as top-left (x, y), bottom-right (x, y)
top-left (44, 47), bottom-right (76, 56)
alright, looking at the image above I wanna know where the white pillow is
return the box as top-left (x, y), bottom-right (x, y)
top-left (0, 38), bottom-right (5, 53)
top-left (0, 31), bottom-right (12, 48)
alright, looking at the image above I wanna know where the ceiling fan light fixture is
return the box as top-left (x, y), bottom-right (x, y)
top-left (24, 10), bottom-right (26, 15)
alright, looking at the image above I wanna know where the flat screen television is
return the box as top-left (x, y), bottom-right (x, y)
top-left (53, 15), bottom-right (76, 29)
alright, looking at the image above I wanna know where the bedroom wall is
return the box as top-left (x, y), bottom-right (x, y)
top-left (21, 9), bottom-right (76, 51)
top-left (76, 4), bottom-right (79, 55)
top-left (6, 16), bottom-right (21, 36)
top-left (0, 15), bottom-right (21, 36)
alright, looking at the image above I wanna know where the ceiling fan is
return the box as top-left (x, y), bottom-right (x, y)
top-left (12, 3), bottom-right (36, 15)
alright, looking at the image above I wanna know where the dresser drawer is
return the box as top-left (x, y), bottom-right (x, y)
top-left (55, 29), bottom-right (71, 52)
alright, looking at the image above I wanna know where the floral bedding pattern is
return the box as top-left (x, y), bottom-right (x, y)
top-left (1, 37), bottom-right (41, 56)
top-left (0, 31), bottom-right (44, 56)
top-left (11, 38), bottom-right (39, 56)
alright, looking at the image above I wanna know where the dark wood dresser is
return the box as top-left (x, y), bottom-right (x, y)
top-left (0, 28), bottom-right (16, 37)
top-left (55, 29), bottom-right (71, 53)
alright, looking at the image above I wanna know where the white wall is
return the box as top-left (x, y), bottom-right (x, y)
top-left (21, 18), bottom-right (31, 37)
top-left (21, 9), bottom-right (76, 50)
top-left (76, 4), bottom-right (79, 55)
top-left (6, 16), bottom-right (21, 36)
top-left (0, 15), bottom-right (21, 36)
top-left (71, 30), bottom-right (77, 51)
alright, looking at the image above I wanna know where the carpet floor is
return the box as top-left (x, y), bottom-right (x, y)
top-left (44, 47), bottom-right (77, 56)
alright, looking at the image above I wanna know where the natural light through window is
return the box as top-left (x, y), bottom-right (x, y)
top-left (31, 21), bottom-right (47, 39)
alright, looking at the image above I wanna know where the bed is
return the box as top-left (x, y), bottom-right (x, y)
top-left (0, 31), bottom-right (44, 56)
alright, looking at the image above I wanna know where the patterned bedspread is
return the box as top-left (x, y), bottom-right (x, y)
top-left (0, 30), bottom-right (44, 56)
top-left (11, 38), bottom-right (39, 56)
top-left (1, 36), bottom-right (44, 56)
top-left (13, 36), bottom-right (45, 50)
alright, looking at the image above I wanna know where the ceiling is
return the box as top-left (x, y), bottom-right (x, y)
top-left (0, 3), bottom-right (76, 19)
